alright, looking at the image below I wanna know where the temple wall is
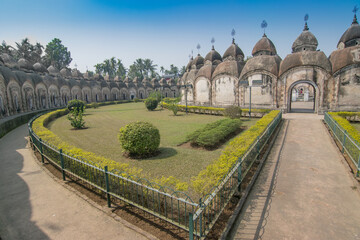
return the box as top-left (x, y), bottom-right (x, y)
top-left (212, 76), bottom-right (237, 106)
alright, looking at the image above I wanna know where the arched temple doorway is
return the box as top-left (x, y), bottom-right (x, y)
top-left (288, 80), bottom-right (318, 113)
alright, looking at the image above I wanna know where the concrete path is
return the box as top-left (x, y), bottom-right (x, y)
top-left (0, 125), bottom-right (155, 240)
top-left (229, 113), bottom-right (360, 240)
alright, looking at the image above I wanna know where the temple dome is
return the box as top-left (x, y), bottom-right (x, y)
top-left (33, 62), bottom-right (47, 73)
top-left (71, 69), bottom-right (83, 78)
top-left (213, 61), bottom-right (243, 79)
top-left (223, 39), bottom-right (244, 61)
top-left (329, 45), bottom-right (360, 73)
top-left (60, 68), bottom-right (72, 77)
top-left (279, 51), bottom-right (331, 75)
top-left (338, 14), bottom-right (360, 49)
top-left (186, 57), bottom-right (193, 71)
top-left (47, 65), bottom-right (60, 76)
top-left (292, 23), bottom-right (318, 52)
top-left (204, 46), bottom-right (222, 64)
top-left (240, 55), bottom-right (281, 79)
top-left (17, 58), bottom-right (33, 70)
top-left (0, 53), bottom-right (17, 68)
top-left (252, 34), bottom-right (277, 56)
top-left (196, 64), bottom-right (215, 80)
top-left (192, 54), bottom-right (204, 69)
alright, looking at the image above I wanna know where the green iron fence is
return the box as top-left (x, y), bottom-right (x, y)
top-left (324, 112), bottom-right (360, 177)
top-left (28, 115), bottom-right (197, 234)
top-left (190, 111), bottom-right (282, 238)
top-left (28, 111), bottom-right (282, 239)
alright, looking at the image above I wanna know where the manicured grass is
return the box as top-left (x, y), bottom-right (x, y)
top-left (352, 122), bottom-right (360, 133)
top-left (48, 102), bottom-right (258, 183)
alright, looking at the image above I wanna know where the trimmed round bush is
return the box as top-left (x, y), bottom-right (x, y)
top-left (144, 97), bottom-right (158, 111)
top-left (119, 121), bottom-right (160, 157)
top-left (224, 105), bottom-right (242, 119)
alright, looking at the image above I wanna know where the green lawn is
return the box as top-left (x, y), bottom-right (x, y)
top-left (352, 122), bottom-right (360, 133)
top-left (48, 102), bottom-right (258, 183)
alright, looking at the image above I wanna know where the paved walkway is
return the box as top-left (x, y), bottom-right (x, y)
top-left (0, 125), bottom-right (155, 240)
top-left (229, 113), bottom-right (360, 240)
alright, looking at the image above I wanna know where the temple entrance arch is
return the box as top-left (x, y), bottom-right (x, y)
top-left (287, 80), bottom-right (318, 113)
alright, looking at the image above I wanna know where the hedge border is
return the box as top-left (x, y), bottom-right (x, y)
top-left (329, 112), bottom-right (360, 145)
top-left (162, 102), bottom-right (271, 117)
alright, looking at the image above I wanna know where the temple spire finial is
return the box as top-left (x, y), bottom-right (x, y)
top-left (353, 5), bottom-right (359, 24)
top-left (211, 37), bottom-right (215, 50)
top-left (304, 14), bottom-right (309, 31)
top-left (231, 28), bottom-right (236, 44)
top-left (261, 20), bottom-right (268, 35)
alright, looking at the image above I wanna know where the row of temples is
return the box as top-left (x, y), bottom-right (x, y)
top-left (180, 14), bottom-right (360, 113)
top-left (0, 59), bottom-right (179, 118)
top-left (1, 13), bottom-right (360, 118)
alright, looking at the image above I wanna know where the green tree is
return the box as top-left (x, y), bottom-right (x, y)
top-left (94, 57), bottom-right (127, 78)
top-left (160, 66), bottom-right (165, 75)
top-left (116, 59), bottom-right (127, 78)
top-left (0, 41), bottom-right (15, 56)
top-left (128, 58), bottom-right (157, 80)
top-left (143, 58), bottom-right (157, 78)
top-left (12, 38), bottom-right (44, 64)
top-left (165, 64), bottom-right (179, 75)
top-left (43, 38), bottom-right (72, 69)
top-left (179, 66), bottom-right (186, 76)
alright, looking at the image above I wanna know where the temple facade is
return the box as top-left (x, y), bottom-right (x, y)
top-left (180, 14), bottom-right (360, 114)
top-left (1, 14), bottom-right (360, 119)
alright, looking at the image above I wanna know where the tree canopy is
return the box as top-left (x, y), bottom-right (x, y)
top-left (127, 58), bottom-right (158, 80)
top-left (43, 38), bottom-right (72, 69)
top-left (94, 57), bottom-right (126, 78)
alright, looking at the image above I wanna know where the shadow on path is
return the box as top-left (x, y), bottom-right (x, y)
top-left (0, 125), bottom-right (49, 239)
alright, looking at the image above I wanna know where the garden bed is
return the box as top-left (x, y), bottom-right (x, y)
top-left (29, 103), bottom-right (281, 239)
top-left (42, 102), bottom-right (258, 194)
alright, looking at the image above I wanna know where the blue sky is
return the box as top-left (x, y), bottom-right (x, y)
top-left (0, 0), bottom-right (358, 73)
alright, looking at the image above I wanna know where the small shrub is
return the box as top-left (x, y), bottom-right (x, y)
top-left (119, 121), bottom-right (160, 157)
top-left (144, 98), bottom-right (158, 111)
top-left (167, 103), bottom-right (180, 115)
top-left (187, 118), bottom-right (242, 148)
top-left (89, 102), bottom-right (99, 108)
top-left (133, 98), bottom-right (140, 102)
top-left (224, 105), bottom-right (242, 119)
top-left (148, 91), bottom-right (163, 103)
top-left (67, 99), bottom-right (85, 113)
top-left (67, 100), bottom-right (86, 129)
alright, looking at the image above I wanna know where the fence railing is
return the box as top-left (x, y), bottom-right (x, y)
top-left (190, 111), bottom-right (282, 238)
top-left (28, 115), bottom-right (197, 234)
top-left (324, 112), bottom-right (360, 177)
top-left (28, 111), bottom-right (282, 239)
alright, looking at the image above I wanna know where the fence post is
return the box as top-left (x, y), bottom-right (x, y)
top-left (59, 149), bottom-right (66, 181)
top-left (342, 130), bottom-right (347, 153)
top-left (198, 198), bottom-right (203, 237)
top-left (30, 133), bottom-right (35, 151)
top-left (105, 166), bottom-right (111, 207)
top-left (256, 136), bottom-right (260, 159)
top-left (238, 159), bottom-right (242, 192)
top-left (189, 212), bottom-right (194, 240)
top-left (357, 154), bottom-right (360, 178)
top-left (39, 138), bottom-right (44, 163)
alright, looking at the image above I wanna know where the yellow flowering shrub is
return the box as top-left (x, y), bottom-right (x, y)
top-left (191, 110), bottom-right (280, 195)
top-left (329, 112), bottom-right (360, 144)
top-left (31, 109), bottom-right (188, 192)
